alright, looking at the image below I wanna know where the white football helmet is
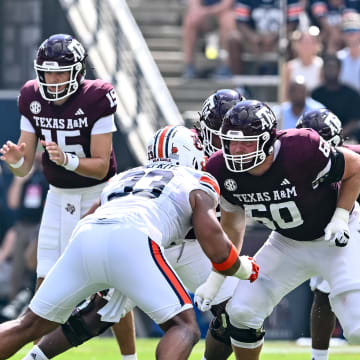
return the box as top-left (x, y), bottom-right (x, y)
top-left (147, 125), bottom-right (206, 170)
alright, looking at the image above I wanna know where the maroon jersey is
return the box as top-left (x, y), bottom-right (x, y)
top-left (18, 79), bottom-right (117, 188)
top-left (207, 128), bottom-right (339, 241)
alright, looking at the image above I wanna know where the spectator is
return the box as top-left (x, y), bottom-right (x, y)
top-left (338, 11), bottom-right (360, 92)
top-left (282, 27), bottom-right (323, 101)
top-left (276, 76), bottom-right (325, 129)
top-left (5, 153), bottom-right (48, 306)
top-left (0, 165), bottom-right (15, 302)
top-left (312, 54), bottom-right (360, 141)
top-left (309, 0), bottom-right (349, 53)
top-left (183, 0), bottom-right (236, 78)
top-left (228, 0), bottom-right (302, 75)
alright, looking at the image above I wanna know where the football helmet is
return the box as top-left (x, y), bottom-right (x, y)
top-left (147, 125), bottom-right (206, 170)
top-left (296, 108), bottom-right (343, 146)
top-left (34, 34), bottom-right (87, 101)
top-left (199, 89), bottom-right (245, 156)
top-left (220, 100), bottom-right (277, 172)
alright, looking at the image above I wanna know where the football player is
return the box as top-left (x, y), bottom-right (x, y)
top-left (165, 89), bottom-right (244, 360)
top-left (0, 125), bottom-right (259, 360)
top-left (0, 34), bottom-right (136, 360)
top-left (296, 108), bottom-right (360, 360)
top-left (23, 88), bottom-right (245, 360)
top-left (195, 100), bottom-right (360, 360)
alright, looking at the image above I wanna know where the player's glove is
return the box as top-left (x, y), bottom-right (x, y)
top-left (194, 271), bottom-right (225, 312)
top-left (233, 256), bottom-right (259, 283)
top-left (324, 208), bottom-right (350, 247)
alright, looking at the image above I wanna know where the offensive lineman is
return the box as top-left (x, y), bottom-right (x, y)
top-left (0, 125), bottom-right (259, 360)
top-left (0, 34), bottom-right (136, 359)
top-left (195, 100), bottom-right (360, 360)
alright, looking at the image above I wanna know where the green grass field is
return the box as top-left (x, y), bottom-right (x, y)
top-left (8, 338), bottom-right (360, 359)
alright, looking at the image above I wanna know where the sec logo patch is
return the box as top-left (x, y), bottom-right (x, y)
top-left (30, 101), bottom-right (41, 114)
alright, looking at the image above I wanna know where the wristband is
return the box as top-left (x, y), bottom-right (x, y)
top-left (233, 256), bottom-right (253, 280)
top-left (63, 153), bottom-right (79, 171)
top-left (9, 156), bottom-right (24, 169)
top-left (212, 243), bottom-right (239, 272)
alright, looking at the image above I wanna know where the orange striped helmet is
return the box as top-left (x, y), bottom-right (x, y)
top-left (147, 125), bottom-right (206, 170)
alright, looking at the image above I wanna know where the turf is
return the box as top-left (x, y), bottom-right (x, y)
top-left (9, 338), bottom-right (360, 359)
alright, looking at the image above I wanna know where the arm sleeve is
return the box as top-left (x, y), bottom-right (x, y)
top-left (91, 114), bottom-right (117, 135)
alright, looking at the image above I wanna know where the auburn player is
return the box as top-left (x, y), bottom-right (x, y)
top-left (0, 125), bottom-right (259, 360)
top-left (195, 100), bottom-right (360, 360)
top-left (296, 108), bottom-right (360, 360)
top-left (0, 34), bottom-right (136, 360)
top-left (25, 89), bottom-right (245, 360)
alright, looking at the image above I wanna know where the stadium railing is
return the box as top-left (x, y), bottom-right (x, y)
top-left (59, 0), bottom-right (183, 164)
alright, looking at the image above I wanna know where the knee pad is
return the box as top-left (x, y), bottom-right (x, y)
top-left (209, 301), bottom-right (231, 346)
top-left (62, 294), bottom-right (114, 347)
top-left (228, 322), bottom-right (265, 349)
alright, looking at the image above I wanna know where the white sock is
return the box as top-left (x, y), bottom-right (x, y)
top-left (22, 345), bottom-right (49, 360)
top-left (311, 348), bottom-right (329, 360)
top-left (122, 355), bottom-right (137, 360)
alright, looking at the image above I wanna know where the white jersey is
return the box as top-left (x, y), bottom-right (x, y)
top-left (84, 162), bottom-right (220, 248)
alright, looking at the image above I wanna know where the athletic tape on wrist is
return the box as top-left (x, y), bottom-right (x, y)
top-left (63, 153), bottom-right (79, 171)
top-left (233, 256), bottom-right (253, 280)
top-left (9, 156), bottom-right (24, 168)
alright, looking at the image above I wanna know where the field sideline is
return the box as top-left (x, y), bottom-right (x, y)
top-left (9, 338), bottom-right (360, 359)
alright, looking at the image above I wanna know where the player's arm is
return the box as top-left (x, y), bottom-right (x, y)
top-left (192, 189), bottom-right (258, 311)
top-left (75, 132), bottom-right (113, 180)
top-left (337, 147), bottom-right (360, 211)
top-left (190, 189), bottom-right (254, 278)
top-left (220, 205), bottom-right (246, 250)
top-left (191, 189), bottom-right (238, 275)
top-left (0, 130), bottom-right (38, 177)
top-left (41, 132), bottom-right (113, 180)
top-left (324, 147), bottom-right (360, 246)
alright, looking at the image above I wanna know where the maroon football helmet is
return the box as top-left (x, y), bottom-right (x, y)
top-left (34, 34), bottom-right (87, 101)
top-left (220, 100), bottom-right (277, 172)
top-left (199, 89), bottom-right (245, 156)
top-left (296, 108), bottom-right (343, 146)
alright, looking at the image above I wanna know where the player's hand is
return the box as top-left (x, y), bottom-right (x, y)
top-left (324, 208), bottom-right (350, 247)
top-left (194, 271), bottom-right (225, 312)
top-left (234, 256), bottom-right (259, 282)
top-left (41, 140), bottom-right (66, 166)
top-left (0, 141), bottom-right (26, 165)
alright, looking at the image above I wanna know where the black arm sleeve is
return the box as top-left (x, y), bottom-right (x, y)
top-left (322, 149), bottom-right (345, 185)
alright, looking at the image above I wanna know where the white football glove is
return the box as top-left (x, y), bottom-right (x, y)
top-left (324, 208), bottom-right (350, 247)
top-left (233, 256), bottom-right (259, 282)
top-left (194, 271), bottom-right (225, 312)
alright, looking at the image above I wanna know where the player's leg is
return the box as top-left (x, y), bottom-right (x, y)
top-left (165, 241), bottom-right (235, 360)
top-left (311, 288), bottom-right (335, 360)
top-left (203, 301), bottom-right (233, 360)
top-left (156, 308), bottom-right (200, 360)
top-left (324, 218), bottom-right (360, 345)
top-left (24, 294), bottom-right (113, 359)
top-left (0, 223), bottom-right (101, 359)
top-left (110, 233), bottom-right (200, 359)
top-left (0, 309), bottom-right (58, 360)
top-left (227, 233), bottom-right (313, 360)
top-left (111, 311), bottom-right (137, 359)
top-left (330, 289), bottom-right (360, 344)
